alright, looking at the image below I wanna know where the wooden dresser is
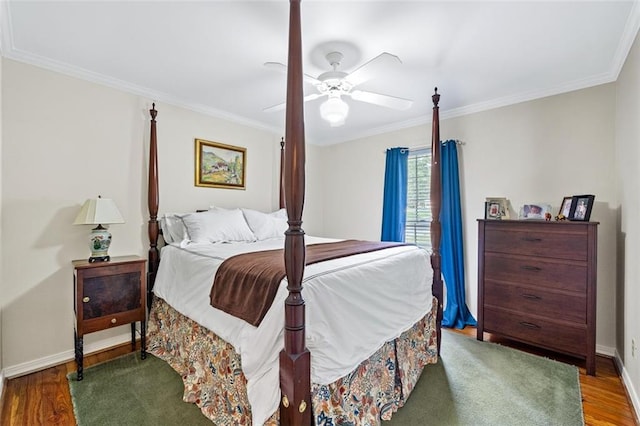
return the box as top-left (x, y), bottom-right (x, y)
top-left (477, 219), bottom-right (598, 375)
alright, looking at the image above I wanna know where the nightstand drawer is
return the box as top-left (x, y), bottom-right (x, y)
top-left (82, 309), bottom-right (144, 334)
top-left (484, 281), bottom-right (586, 323)
top-left (484, 307), bottom-right (586, 356)
top-left (484, 252), bottom-right (587, 293)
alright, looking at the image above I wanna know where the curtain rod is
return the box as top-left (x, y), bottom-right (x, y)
top-left (383, 139), bottom-right (465, 154)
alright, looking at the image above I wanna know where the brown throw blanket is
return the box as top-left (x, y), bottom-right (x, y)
top-left (210, 240), bottom-right (408, 326)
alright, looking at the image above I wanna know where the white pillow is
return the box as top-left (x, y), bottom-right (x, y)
top-left (159, 213), bottom-right (188, 244)
top-left (242, 208), bottom-right (288, 240)
top-left (181, 209), bottom-right (256, 243)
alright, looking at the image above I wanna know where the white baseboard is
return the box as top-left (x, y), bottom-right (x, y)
top-left (2, 333), bottom-right (133, 379)
top-left (614, 349), bottom-right (640, 424)
top-left (596, 343), bottom-right (616, 357)
top-left (0, 370), bottom-right (5, 401)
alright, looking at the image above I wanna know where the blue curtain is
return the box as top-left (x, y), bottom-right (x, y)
top-left (381, 148), bottom-right (409, 242)
top-left (441, 140), bottom-right (476, 328)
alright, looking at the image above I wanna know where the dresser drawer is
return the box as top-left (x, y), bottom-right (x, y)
top-left (484, 253), bottom-right (587, 293)
top-left (484, 281), bottom-right (586, 323)
top-left (484, 226), bottom-right (587, 261)
top-left (484, 307), bottom-right (586, 356)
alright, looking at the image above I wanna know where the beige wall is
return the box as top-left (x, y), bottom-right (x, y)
top-left (0, 36), bottom-right (4, 379)
top-left (615, 28), bottom-right (640, 411)
top-left (318, 84), bottom-right (618, 355)
top-left (0, 59), bottom-right (285, 372)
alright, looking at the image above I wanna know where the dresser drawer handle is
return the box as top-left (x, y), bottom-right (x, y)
top-left (82, 296), bottom-right (90, 303)
top-left (521, 265), bottom-right (542, 271)
top-left (521, 293), bottom-right (541, 300)
top-left (521, 237), bottom-right (542, 242)
top-left (111, 318), bottom-right (117, 324)
top-left (519, 321), bottom-right (540, 329)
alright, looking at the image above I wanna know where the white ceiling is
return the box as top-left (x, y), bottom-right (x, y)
top-left (1, 1), bottom-right (639, 146)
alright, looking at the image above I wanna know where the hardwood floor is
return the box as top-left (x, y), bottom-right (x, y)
top-left (1, 330), bottom-right (638, 425)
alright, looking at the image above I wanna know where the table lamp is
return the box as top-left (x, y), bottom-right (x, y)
top-left (73, 196), bottom-right (125, 262)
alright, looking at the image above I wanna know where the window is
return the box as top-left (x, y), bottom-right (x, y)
top-left (405, 148), bottom-right (432, 249)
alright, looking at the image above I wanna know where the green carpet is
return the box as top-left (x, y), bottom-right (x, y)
top-left (68, 330), bottom-right (584, 425)
top-left (388, 330), bottom-right (584, 425)
top-left (68, 353), bottom-right (211, 426)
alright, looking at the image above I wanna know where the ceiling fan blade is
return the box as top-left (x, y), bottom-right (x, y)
top-left (344, 52), bottom-right (402, 87)
top-left (263, 93), bottom-right (325, 113)
top-left (263, 101), bottom-right (286, 113)
top-left (304, 93), bottom-right (325, 102)
top-left (349, 90), bottom-right (413, 110)
top-left (264, 61), bottom-right (321, 85)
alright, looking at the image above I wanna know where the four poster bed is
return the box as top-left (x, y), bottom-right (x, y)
top-left (145, 1), bottom-right (443, 425)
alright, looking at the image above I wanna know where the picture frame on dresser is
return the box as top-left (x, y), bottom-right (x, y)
top-left (559, 196), bottom-right (573, 217)
top-left (568, 194), bottom-right (595, 221)
top-left (485, 197), bottom-right (509, 220)
top-left (518, 203), bottom-right (552, 220)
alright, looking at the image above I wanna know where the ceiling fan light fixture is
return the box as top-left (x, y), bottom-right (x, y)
top-left (320, 96), bottom-right (349, 127)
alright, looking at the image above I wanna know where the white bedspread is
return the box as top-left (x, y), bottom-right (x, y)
top-left (152, 236), bottom-right (433, 425)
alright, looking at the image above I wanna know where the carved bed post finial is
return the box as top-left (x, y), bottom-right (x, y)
top-left (148, 103), bottom-right (159, 310)
top-left (430, 88), bottom-right (443, 356)
top-left (279, 1), bottom-right (311, 425)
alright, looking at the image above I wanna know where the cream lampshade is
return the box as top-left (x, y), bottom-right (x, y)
top-left (73, 196), bottom-right (125, 262)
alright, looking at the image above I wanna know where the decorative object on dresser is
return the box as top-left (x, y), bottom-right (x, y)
top-left (477, 219), bottom-right (598, 375)
top-left (568, 194), bottom-right (595, 221)
top-left (73, 255), bottom-right (147, 380)
top-left (194, 138), bottom-right (246, 189)
top-left (518, 203), bottom-right (552, 220)
top-left (484, 197), bottom-right (510, 220)
top-left (73, 196), bottom-right (125, 262)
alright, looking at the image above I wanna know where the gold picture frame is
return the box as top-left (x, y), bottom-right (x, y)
top-left (195, 138), bottom-right (246, 189)
top-left (558, 196), bottom-right (573, 218)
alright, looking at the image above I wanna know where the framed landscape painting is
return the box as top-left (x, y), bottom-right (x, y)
top-left (195, 139), bottom-right (246, 189)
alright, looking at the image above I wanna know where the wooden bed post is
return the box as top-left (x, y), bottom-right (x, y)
top-left (430, 88), bottom-right (444, 355)
top-left (148, 103), bottom-right (160, 310)
top-left (279, 1), bottom-right (311, 425)
top-left (280, 137), bottom-right (285, 209)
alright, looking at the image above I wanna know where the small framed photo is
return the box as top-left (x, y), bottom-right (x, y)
top-left (558, 196), bottom-right (573, 218)
top-left (519, 203), bottom-right (552, 220)
top-left (568, 194), bottom-right (595, 221)
top-left (195, 138), bottom-right (246, 189)
top-left (485, 197), bottom-right (509, 220)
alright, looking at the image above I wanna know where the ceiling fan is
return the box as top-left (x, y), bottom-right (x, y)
top-left (264, 51), bottom-right (413, 127)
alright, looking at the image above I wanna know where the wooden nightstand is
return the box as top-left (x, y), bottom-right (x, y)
top-left (73, 255), bottom-right (147, 380)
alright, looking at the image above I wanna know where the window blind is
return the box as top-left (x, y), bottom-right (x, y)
top-left (405, 148), bottom-right (432, 250)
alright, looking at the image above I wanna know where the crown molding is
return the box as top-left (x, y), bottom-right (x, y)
top-left (0, 1), bottom-right (281, 137)
top-left (611, 0), bottom-right (640, 79)
top-left (0, 0), bottom-right (14, 56)
top-left (1, 0), bottom-right (636, 147)
top-left (317, 68), bottom-right (618, 146)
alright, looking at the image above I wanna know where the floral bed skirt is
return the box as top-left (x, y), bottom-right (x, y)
top-left (147, 296), bottom-right (438, 425)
